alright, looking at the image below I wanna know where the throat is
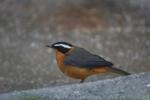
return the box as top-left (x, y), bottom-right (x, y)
top-left (55, 50), bottom-right (66, 72)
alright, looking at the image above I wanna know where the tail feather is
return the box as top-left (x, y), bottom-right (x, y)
top-left (109, 67), bottom-right (130, 75)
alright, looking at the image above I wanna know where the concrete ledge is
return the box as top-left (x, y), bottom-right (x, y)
top-left (0, 72), bottom-right (150, 100)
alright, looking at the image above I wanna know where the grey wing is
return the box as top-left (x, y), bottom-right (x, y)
top-left (64, 48), bottom-right (113, 68)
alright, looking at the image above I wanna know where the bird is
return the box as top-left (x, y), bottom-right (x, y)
top-left (46, 41), bottom-right (130, 83)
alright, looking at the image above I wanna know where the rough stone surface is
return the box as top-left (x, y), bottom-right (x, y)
top-left (0, 72), bottom-right (150, 100)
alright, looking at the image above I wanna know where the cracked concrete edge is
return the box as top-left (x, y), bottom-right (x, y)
top-left (0, 72), bottom-right (150, 100)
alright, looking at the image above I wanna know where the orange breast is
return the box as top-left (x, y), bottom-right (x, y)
top-left (55, 50), bottom-right (66, 72)
top-left (55, 50), bottom-right (91, 79)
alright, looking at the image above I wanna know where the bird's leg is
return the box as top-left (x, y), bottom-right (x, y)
top-left (80, 79), bottom-right (85, 83)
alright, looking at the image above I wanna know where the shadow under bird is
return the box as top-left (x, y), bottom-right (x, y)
top-left (46, 41), bottom-right (130, 83)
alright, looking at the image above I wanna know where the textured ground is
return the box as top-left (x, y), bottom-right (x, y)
top-left (0, 72), bottom-right (150, 100)
top-left (0, 0), bottom-right (150, 93)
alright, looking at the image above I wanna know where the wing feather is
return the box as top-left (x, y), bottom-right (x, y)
top-left (64, 48), bottom-right (113, 68)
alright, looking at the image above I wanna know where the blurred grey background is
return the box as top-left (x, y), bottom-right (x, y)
top-left (0, 0), bottom-right (150, 93)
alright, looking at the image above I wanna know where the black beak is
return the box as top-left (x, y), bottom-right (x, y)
top-left (46, 45), bottom-right (52, 48)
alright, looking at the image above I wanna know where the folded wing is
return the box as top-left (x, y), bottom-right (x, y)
top-left (64, 48), bottom-right (113, 68)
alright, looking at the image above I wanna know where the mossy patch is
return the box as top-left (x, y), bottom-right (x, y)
top-left (15, 94), bottom-right (52, 100)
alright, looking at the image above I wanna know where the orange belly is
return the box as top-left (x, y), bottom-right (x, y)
top-left (63, 66), bottom-right (110, 80)
top-left (55, 50), bottom-right (110, 80)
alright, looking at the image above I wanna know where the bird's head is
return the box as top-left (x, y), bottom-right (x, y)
top-left (46, 41), bottom-right (73, 53)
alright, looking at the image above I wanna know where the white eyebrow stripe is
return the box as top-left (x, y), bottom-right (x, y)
top-left (54, 44), bottom-right (72, 48)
